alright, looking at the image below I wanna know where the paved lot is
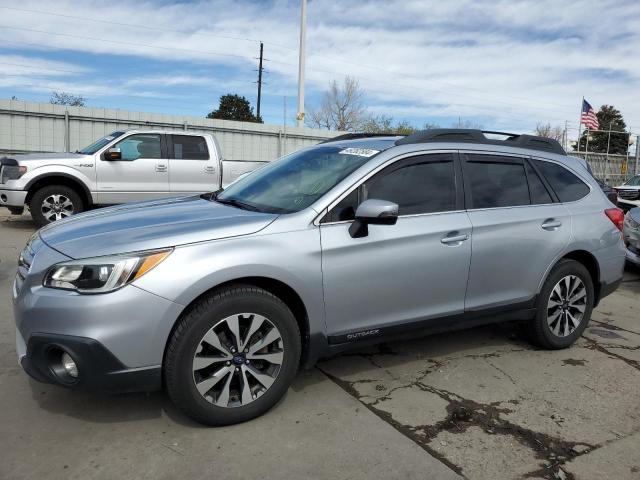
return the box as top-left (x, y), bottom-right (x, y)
top-left (1, 212), bottom-right (639, 480)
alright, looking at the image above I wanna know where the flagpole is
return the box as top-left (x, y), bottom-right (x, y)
top-left (578, 96), bottom-right (584, 152)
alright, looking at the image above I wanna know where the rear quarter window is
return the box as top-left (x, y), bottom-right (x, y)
top-left (533, 160), bottom-right (590, 202)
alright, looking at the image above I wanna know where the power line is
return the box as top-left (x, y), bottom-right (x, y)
top-left (0, 5), bottom-right (583, 113)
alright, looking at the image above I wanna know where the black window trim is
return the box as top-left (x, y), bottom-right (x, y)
top-left (525, 157), bottom-right (560, 203)
top-left (319, 150), bottom-right (463, 225)
top-left (168, 134), bottom-right (210, 161)
top-left (529, 156), bottom-right (593, 204)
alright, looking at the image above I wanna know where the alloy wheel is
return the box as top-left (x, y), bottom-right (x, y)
top-left (192, 313), bottom-right (284, 408)
top-left (41, 194), bottom-right (74, 222)
top-left (546, 275), bottom-right (587, 337)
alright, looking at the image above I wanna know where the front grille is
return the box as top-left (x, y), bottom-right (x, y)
top-left (618, 189), bottom-right (640, 200)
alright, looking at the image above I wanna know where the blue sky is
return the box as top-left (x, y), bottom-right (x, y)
top-left (1, 0), bottom-right (640, 138)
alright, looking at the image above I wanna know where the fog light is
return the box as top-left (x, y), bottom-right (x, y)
top-left (61, 352), bottom-right (78, 378)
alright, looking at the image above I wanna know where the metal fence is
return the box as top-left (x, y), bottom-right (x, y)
top-left (571, 152), bottom-right (638, 185)
top-left (0, 99), bottom-right (339, 161)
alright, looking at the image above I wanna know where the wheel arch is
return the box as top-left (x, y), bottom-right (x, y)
top-left (163, 276), bottom-right (312, 368)
top-left (542, 249), bottom-right (601, 304)
top-left (25, 174), bottom-right (92, 207)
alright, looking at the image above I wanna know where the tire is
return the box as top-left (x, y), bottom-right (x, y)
top-left (165, 285), bottom-right (301, 426)
top-left (29, 185), bottom-right (84, 228)
top-left (528, 259), bottom-right (594, 349)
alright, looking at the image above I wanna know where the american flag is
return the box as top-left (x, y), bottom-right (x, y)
top-left (581, 99), bottom-right (599, 130)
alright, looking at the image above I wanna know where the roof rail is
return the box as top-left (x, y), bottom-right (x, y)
top-left (395, 129), bottom-right (566, 155)
top-left (319, 133), bottom-right (401, 144)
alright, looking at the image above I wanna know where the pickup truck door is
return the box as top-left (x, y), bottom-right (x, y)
top-left (168, 134), bottom-right (220, 194)
top-left (96, 133), bottom-right (170, 204)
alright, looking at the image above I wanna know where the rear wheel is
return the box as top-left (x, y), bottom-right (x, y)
top-left (165, 285), bottom-right (301, 426)
top-left (528, 259), bottom-right (594, 349)
top-left (29, 185), bottom-right (84, 227)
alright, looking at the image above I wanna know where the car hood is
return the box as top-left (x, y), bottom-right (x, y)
top-left (39, 195), bottom-right (278, 258)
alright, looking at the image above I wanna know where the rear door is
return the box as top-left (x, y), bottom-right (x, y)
top-left (96, 133), bottom-right (170, 204)
top-left (320, 152), bottom-right (473, 340)
top-left (168, 134), bottom-right (220, 194)
top-left (462, 152), bottom-right (571, 311)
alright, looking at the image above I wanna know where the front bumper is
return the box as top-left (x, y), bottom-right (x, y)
top-left (13, 235), bottom-right (184, 392)
top-left (17, 331), bottom-right (162, 392)
top-left (0, 187), bottom-right (27, 207)
top-left (626, 243), bottom-right (640, 266)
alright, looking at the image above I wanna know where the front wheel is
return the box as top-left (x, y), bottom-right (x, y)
top-left (164, 285), bottom-right (301, 426)
top-left (29, 185), bottom-right (84, 227)
top-left (528, 259), bottom-right (594, 349)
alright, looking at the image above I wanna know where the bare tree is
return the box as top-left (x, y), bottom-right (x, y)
top-left (306, 77), bottom-right (367, 131)
top-left (453, 118), bottom-right (484, 129)
top-left (50, 91), bottom-right (86, 106)
top-left (535, 123), bottom-right (564, 141)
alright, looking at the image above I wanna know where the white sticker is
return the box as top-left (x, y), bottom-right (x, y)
top-left (339, 148), bottom-right (380, 157)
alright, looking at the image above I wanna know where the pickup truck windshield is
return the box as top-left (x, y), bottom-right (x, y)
top-left (79, 131), bottom-right (125, 154)
top-left (217, 146), bottom-right (380, 214)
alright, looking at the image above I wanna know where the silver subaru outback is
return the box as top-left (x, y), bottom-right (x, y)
top-left (13, 129), bottom-right (626, 426)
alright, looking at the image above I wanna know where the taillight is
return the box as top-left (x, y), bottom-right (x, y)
top-left (605, 208), bottom-right (624, 231)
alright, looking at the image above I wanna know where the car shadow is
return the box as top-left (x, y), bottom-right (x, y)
top-left (28, 380), bottom-right (203, 428)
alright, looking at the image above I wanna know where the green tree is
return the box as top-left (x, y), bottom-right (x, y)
top-left (207, 94), bottom-right (262, 123)
top-left (576, 105), bottom-right (628, 154)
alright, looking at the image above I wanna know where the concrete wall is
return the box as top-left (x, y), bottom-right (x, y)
top-left (0, 99), bottom-right (339, 161)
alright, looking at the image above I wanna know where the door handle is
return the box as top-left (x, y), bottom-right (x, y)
top-left (541, 219), bottom-right (562, 230)
top-left (204, 166), bottom-right (216, 174)
top-left (155, 165), bottom-right (167, 172)
top-left (441, 233), bottom-right (469, 245)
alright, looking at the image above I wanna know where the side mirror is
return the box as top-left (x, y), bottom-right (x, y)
top-left (349, 199), bottom-right (399, 238)
top-left (104, 147), bottom-right (121, 160)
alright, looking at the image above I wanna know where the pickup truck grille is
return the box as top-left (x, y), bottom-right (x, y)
top-left (618, 189), bottom-right (640, 200)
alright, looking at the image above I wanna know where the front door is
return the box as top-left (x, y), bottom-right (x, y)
top-left (96, 133), bottom-right (170, 204)
top-left (320, 152), bottom-right (472, 341)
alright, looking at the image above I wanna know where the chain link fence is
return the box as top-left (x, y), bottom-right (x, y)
top-left (570, 151), bottom-right (639, 186)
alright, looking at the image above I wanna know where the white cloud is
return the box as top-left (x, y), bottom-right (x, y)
top-left (1, 0), bottom-right (640, 133)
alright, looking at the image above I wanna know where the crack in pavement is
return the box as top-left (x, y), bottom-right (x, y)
top-left (582, 338), bottom-right (640, 371)
top-left (318, 353), bottom-right (598, 480)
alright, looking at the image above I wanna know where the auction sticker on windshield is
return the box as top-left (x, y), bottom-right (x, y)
top-left (339, 148), bottom-right (380, 157)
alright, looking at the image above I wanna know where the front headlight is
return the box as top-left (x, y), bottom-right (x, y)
top-left (44, 249), bottom-right (172, 293)
top-left (1, 164), bottom-right (27, 183)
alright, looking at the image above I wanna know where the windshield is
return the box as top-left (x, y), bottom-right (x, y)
top-left (79, 131), bottom-right (125, 154)
top-left (624, 175), bottom-right (640, 186)
top-left (217, 146), bottom-right (380, 213)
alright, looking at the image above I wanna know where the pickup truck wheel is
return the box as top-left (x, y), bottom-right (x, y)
top-left (528, 259), bottom-right (594, 349)
top-left (165, 285), bottom-right (301, 426)
top-left (29, 185), bottom-right (84, 227)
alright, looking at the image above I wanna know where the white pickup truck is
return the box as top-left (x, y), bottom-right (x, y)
top-left (0, 129), bottom-right (266, 226)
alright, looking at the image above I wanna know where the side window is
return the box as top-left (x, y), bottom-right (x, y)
top-left (325, 189), bottom-right (359, 222)
top-left (363, 154), bottom-right (456, 215)
top-left (114, 134), bottom-right (161, 161)
top-left (533, 160), bottom-right (590, 202)
top-left (172, 135), bottom-right (209, 160)
top-left (466, 156), bottom-right (530, 208)
top-left (525, 161), bottom-right (553, 204)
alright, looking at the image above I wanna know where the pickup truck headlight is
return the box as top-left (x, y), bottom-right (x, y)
top-left (1, 165), bottom-right (27, 183)
top-left (44, 249), bottom-right (172, 293)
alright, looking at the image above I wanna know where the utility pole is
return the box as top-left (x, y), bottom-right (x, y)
top-left (296, 0), bottom-right (307, 128)
top-left (256, 42), bottom-right (264, 120)
top-left (635, 134), bottom-right (640, 176)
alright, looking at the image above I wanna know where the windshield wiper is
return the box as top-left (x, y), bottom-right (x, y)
top-left (215, 196), bottom-right (261, 212)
